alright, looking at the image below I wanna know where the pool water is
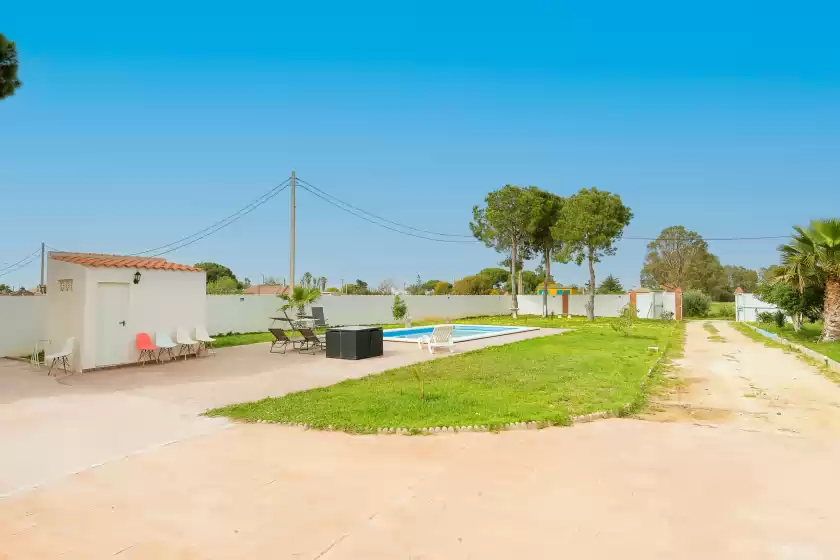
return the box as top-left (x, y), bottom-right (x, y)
top-left (383, 324), bottom-right (536, 343)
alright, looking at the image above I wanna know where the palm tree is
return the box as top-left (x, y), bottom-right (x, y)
top-left (777, 219), bottom-right (840, 341)
top-left (278, 286), bottom-right (320, 318)
top-left (300, 272), bottom-right (314, 289)
top-left (319, 276), bottom-right (327, 291)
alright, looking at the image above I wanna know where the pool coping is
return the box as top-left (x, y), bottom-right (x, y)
top-left (383, 324), bottom-right (539, 343)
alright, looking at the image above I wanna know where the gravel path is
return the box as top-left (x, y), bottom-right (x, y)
top-left (647, 321), bottom-right (840, 437)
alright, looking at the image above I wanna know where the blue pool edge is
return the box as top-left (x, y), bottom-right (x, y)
top-left (383, 324), bottom-right (539, 343)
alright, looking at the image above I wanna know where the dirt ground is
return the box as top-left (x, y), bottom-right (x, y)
top-left (3, 322), bottom-right (840, 559)
top-left (645, 321), bottom-right (840, 437)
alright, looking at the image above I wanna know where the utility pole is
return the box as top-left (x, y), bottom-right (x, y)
top-left (40, 242), bottom-right (45, 293)
top-left (289, 170), bottom-right (296, 291)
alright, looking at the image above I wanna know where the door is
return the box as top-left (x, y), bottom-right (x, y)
top-left (96, 283), bottom-right (131, 367)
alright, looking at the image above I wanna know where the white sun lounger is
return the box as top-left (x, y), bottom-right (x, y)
top-left (422, 325), bottom-right (455, 354)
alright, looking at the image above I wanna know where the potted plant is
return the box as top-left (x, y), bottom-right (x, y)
top-left (278, 286), bottom-right (321, 321)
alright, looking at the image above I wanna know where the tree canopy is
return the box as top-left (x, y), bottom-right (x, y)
top-left (528, 188), bottom-right (567, 316)
top-left (640, 225), bottom-right (738, 301)
top-left (723, 265), bottom-right (758, 294)
top-left (776, 219), bottom-right (840, 341)
top-left (196, 262), bottom-right (238, 285)
top-left (555, 187), bottom-right (632, 320)
top-left (596, 274), bottom-right (624, 294)
top-left (0, 34), bottom-right (22, 100)
top-left (453, 274), bottom-right (493, 295)
top-left (471, 185), bottom-right (537, 317)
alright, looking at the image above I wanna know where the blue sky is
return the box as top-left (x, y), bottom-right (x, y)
top-left (2, 0), bottom-right (838, 290)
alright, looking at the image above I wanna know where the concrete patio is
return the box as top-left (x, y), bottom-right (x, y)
top-left (0, 328), bottom-right (563, 496)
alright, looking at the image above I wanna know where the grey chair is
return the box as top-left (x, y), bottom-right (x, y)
top-left (311, 306), bottom-right (330, 329)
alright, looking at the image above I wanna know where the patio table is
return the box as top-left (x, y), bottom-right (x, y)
top-left (325, 326), bottom-right (383, 360)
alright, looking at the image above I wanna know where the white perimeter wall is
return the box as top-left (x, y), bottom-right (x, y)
top-left (3, 291), bottom-right (682, 358)
top-left (735, 293), bottom-right (779, 322)
top-left (0, 296), bottom-right (49, 358)
top-left (205, 294), bottom-right (511, 334)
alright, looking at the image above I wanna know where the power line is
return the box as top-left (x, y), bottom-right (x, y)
top-left (130, 178), bottom-right (291, 257)
top-left (297, 181), bottom-right (482, 243)
top-left (151, 183), bottom-right (292, 257)
top-left (623, 235), bottom-right (789, 242)
top-left (296, 178), bottom-right (790, 243)
top-left (0, 252), bottom-right (40, 280)
top-left (296, 177), bottom-right (477, 238)
top-left (0, 249), bottom-right (40, 273)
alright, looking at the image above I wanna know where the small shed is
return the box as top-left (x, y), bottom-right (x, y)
top-left (45, 252), bottom-right (206, 372)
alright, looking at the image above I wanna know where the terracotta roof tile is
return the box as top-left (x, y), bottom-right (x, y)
top-left (50, 253), bottom-right (201, 272)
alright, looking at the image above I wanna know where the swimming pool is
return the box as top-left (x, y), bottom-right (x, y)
top-left (383, 324), bottom-right (537, 343)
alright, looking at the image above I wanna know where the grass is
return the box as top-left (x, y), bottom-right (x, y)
top-left (708, 302), bottom-right (736, 320)
top-left (207, 316), bottom-right (681, 432)
top-left (703, 321), bottom-right (725, 342)
top-left (751, 321), bottom-right (840, 363)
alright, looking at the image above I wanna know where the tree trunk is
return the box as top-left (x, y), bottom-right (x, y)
top-left (793, 312), bottom-right (802, 333)
top-left (542, 249), bottom-right (551, 318)
top-left (822, 276), bottom-right (840, 342)
top-left (587, 249), bottom-right (596, 321)
top-left (510, 241), bottom-right (519, 319)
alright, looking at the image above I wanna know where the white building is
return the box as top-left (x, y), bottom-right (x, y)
top-left (46, 252), bottom-right (206, 372)
top-left (734, 290), bottom-right (780, 322)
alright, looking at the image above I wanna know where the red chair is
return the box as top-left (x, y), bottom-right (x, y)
top-left (136, 333), bottom-right (159, 366)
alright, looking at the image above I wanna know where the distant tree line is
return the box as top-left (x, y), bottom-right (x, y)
top-left (470, 185), bottom-right (632, 319)
top-left (639, 225), bottom-right (759, 301)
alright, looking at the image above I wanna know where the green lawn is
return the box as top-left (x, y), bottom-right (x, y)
top-left (208, 317), bottom-right (682, 432)
top-left (752, 321), bottom-right (840, 363)
top-left (708, 302), bottom-right (735, 319)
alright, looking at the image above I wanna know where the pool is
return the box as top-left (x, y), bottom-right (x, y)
top-left (383, 324), bottom-right (537, 343)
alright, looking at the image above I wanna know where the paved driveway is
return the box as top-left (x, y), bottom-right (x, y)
top-left (0, 328), bottom-right (562, 496)
top-left (3, 324), bottom-right (840, 558)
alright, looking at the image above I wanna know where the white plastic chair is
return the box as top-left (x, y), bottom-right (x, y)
top-left (45, 337), bottom-right (75, 376)
top-left (194, 326), bottom-right (215, 356)
top-left (155, 331), bottom-right (178, 362)
top-left (426, 325), bottom-right (455, 354)
top-left (176, 327), bottom-right (198, 360)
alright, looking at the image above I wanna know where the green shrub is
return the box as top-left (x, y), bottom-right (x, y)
top-left (682, 290), bottom-right (711, 318)
top-left (392, 295), bottom-right (408, 322)
top-left (756, 311), bottom-right (775, 324)
top-left (610, 304), bottom-right (637, 336)
top-left (773, 310), bottom-right (786, 328)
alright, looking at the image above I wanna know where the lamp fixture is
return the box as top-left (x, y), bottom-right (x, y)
top-left (133, 271), bottom-right (142, 285)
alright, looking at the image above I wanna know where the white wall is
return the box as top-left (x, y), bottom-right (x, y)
top-left (205, 294), bottom-right (511, 334)
top-left (567, 294), bottom-right (631, 317)
top-left (44, 259), bottom-right (87, 371)
top-left (517, 295), bottom-right (565, 316)
top-left (207, 295), bottom-right (279, 334)
top-left (635, 292), bottom-right (678, 319)
top-left (735, 293), bottom-right (779, 322)
top-left (0, 296), bottom-right (49, 358)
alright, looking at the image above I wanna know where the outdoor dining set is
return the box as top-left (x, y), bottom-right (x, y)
top-left (269, 307), bottom-right (384, 360)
